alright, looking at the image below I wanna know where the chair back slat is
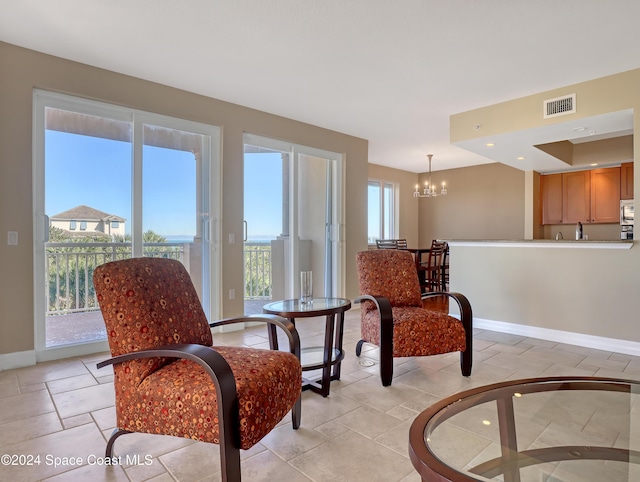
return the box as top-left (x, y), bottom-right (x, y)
top-left (376, 239), bottom-right (399, 249)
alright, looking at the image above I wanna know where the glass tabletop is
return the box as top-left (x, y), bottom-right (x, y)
top-left (263, 298), bottom-right (351, 316)
top-left (409, 377), bottom-right (640, 481)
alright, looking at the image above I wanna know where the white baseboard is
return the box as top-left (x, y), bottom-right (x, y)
top-left (0, 350), bottom-right (36, 371)
top-left (475, 318), bottom-right (640, 357)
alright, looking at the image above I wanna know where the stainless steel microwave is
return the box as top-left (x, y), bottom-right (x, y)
top-left (621, 200), bottom-right (634, 226)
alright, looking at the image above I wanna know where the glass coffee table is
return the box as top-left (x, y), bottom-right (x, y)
top-left (409, 377), bottom-right (640, 481)
top-left (263, 298), bottom-right (351, 397)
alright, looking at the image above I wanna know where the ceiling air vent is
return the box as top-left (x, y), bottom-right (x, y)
top-left (543, 94), bottom-right (576, 119)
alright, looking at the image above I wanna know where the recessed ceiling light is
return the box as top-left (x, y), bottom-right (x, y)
top-left (486, 143), bottom-right (495, 147)
top-left (517, 156), bottom-right (526, 160)
top-left (590, 163), bottom-right (598, 166)
top-left (573, 127), bottom-right (586, 132)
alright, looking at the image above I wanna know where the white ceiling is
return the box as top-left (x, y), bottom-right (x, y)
top-left (2, 0), bottom-right (639, 173)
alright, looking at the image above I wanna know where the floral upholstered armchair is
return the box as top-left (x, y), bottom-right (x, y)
top-left (93, 257), bottom-right (302, 482)
top-left (355, 249), bottom-right (472, 386)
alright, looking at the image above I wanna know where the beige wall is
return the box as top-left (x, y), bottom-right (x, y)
top-left (417, 163), bottom-right (526, 244)
top-left (367, 163), bottom-right (419, 246)
top-left (0, 42), bottom-right (369, 357)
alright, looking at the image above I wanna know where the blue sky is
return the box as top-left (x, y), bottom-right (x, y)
top-left (46, 131), bottom-right (283, 240)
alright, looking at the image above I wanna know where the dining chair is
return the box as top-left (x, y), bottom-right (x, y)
top-left (421, 240), bottom-right (447, 292)
top-left (355, 249), bottom-right (472, 386)
top-left (93, 257), bottom-right (302, 482)
top-left (376, 239), bottom-right (399, 249)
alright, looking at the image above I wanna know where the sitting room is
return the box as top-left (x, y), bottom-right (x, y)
top-left (1, 2), bottom-right (640, 481)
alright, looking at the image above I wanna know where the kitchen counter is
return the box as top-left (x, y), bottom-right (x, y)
top-left (447, 239), bottom-right (633, 249)
top-left (446, 239), bottom-right (640, 355)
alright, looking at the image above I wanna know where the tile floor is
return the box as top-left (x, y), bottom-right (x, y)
top-left (2, 307), bottom-right (640, 481)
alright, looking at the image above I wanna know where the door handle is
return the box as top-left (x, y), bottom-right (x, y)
top-left (243, 220), bottom-right (248, 242)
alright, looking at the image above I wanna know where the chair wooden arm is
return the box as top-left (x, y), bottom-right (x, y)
top-left (421, 291), bottom-right (472, 338)
top-left (354, 295), bottom-right (394, 386)
top-left (97, 344), bottom-right (241, 478)
top-left (211, 314), bottom-right (301, 359)
top-left (421, 291), bottom-right (473, 376)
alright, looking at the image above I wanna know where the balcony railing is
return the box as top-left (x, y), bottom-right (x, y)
top-left (45, 242), bottom-right (185, 316)
top-left (45, 241), bottom-right (273, 316)
top-left (244, 241), bottom-right (272, 300)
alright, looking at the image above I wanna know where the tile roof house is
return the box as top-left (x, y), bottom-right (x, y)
top-left (50, 205), bottom-right (126, 239)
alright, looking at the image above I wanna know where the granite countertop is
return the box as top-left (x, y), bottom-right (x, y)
top-left (446, 239), bottom-right (633, 249)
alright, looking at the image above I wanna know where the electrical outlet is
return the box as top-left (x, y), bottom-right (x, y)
top-left (229, 289), bottom-right (235, 300)
top-left (7, 231), bottom-right (18, 245)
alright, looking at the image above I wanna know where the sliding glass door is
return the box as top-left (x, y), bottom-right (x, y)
top-left (33, 91), bottom-right (221, 360)
top-left (243, 134), bottom-right (344, 313)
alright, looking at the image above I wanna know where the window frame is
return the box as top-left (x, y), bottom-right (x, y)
top-left (367, 178), bottom-right (398, 245)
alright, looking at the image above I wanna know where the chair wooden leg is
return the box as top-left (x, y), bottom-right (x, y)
top-left (355, 339), bottom-right (365, 356)
top-left (220, 441), bottom-right (241, 482)
top-left (461, 349), bottom-right (472, 377)
top-left (380, 353), bottom-right (393, 386)
top-left (292, 396), bottom-right (301, 429)
top-left (105, 428), bottom-right (131, 458)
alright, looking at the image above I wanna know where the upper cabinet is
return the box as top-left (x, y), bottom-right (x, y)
top-left (562, 170), bottom-right (591, 223)
top-left (541, 166), bottom-right (622, 224)
top-left (621, 162), bottom-right (634, 200)
top-left (541, 173), bottom-right (563, 225)
top-left (589, 167), bottom-right (621, 223)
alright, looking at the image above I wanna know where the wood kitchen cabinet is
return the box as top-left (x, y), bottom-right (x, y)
top-left (621, 162), bottom-right (634, 200)
top-left (590, 167), bottom-right (621, 223)
top-left (541, 173), bottom-right (563, 224)
top-left (541, 166), bottom-right (621, 224)
top-left (562, 170), bottom-right (590, 224)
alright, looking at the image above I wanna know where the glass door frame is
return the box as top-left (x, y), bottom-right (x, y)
top-left (243, 133), bottom-right (346, 301)
top-left (33, 90), bottom-right (222, 361)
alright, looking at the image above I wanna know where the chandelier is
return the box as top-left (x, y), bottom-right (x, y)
top-left (414, 154), bottom-right (447, 198)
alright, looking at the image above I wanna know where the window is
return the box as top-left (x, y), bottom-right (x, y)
top-left (111, 221), bottom-right (119, 228)
top-left (80, 221), bottom-right (87, 230)
top-left (368, 180), bottom-right (396, 244)
top-left (69, 220), bottom-right (76, 230)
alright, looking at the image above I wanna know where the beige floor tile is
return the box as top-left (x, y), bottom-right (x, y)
top-left (260, 424), bottom-right (329, 460)
top-left (124, 454), bottom-right (170, 481)
top-left (334, 405), bottom-right (404, 440)
top-left (296, 391), bottom-right (361, 429)
top-left (160, 442), bottom-right (222, 481)
top-left (290, 430), bottom-right (414, 481)
top-left (91, 406), bottom-right (116, 431)
top-left (0, 375), bottom-right (19, 398)
top-left (51, 382), bottom-right (115, 419)
top-left (16, 359), bottom-right (90, 386)
top-left (337, 374), bottom-right (424, 412)
top-left (62, 413), bottom-right (93, 429)
top-left (47, 373), bottom-right (98, 395)
top-left (0, 423), bottom-right (108, 480)
top-left (0, 411), bottom-right (62, 448)
top-left (0, 388), bottom-right (55, 425)
top-left (373, 417), bottom-right (414, 456)
top-left (241, 449), bottom-right (313, 482)
top-left (42, 461), bottom-right (129, 481)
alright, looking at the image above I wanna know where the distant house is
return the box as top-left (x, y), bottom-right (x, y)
top-left (50, 205), bottom-right (126, 239)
